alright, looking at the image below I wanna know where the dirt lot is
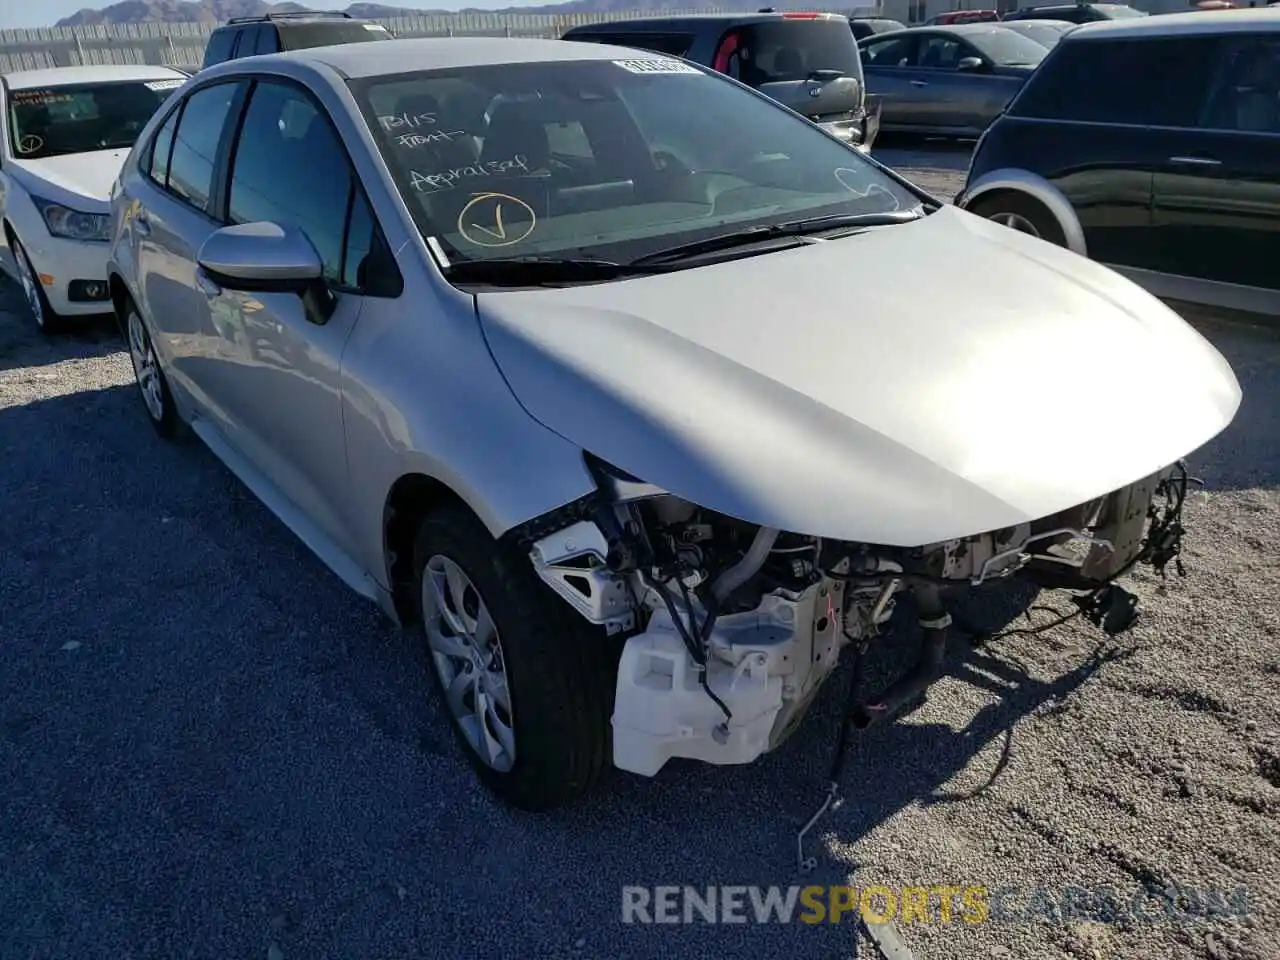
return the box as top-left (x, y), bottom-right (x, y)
top-left (1, 145), bottom-right (1278, 960)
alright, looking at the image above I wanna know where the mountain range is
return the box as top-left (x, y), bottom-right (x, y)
top-left (53, 0), bottom-right (754, 26)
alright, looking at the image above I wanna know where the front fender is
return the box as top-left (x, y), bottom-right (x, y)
top-left (956, 167), bottom-right (1088, 257)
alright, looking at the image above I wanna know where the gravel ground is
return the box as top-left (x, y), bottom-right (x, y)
top-left (1, 145), bottom-right (1278, 960)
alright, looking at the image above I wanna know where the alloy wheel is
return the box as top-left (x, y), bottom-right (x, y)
top-left (988, 211), bottom-right (1041, 238)
top-left (127, 311), bottom-right (165, 423)
top-left (13, 241), bottom-right (44, 328)
top-left (422, 554), bottom-right (517, 772)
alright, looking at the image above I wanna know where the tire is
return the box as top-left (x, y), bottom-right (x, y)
top-left (10, 233), bottom-right (68, 334)
top-left (965, 192), bottom-right (1068, 248)
top-left (123, 301), bottom-right (181, 439)
top-left (412, 503), bottom-right (616, 811)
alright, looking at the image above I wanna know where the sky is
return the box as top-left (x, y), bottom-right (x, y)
top-left (0, 1), bottom-right (525, 30)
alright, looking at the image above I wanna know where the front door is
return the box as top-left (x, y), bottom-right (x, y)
top-left (197, 77), bottom-right (374, 554)
top-left (1152, 35), bottom-right (1280, 293)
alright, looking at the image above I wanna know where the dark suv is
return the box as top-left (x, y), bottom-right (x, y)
top-left (200, 11), bottom-right (393, 70)
top-left (1001, 3), bottom-right (1148, 23)
top-left (957, 9), bottom-right (1280, 316)
top-left (561, 12), bottom-right (880, 152)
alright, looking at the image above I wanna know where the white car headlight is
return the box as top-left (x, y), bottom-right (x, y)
top-left (31, 196), bottom-right (111, 242)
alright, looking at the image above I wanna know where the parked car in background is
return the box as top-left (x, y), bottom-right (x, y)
top-left (958, 9), bottom-right (1280, 315)
top-left (107, 36), bottom-right (1240, 811)
top-left (849, 16), bottom-right (906, 39)
top-left (1002, 2), bottom-right (1147, 22)
top-left (0, 64), bottom-right (187, 332)
top-left (859, 24), bottom-right (1048, 136)
top-left (998, 18), bottom-right (1078, 46)
top-left (200, 11), bottom-right (393, 70)
top-left (926, 9), bottom-right (1002, 24)
top-left (561, 12), bottom-right (879, 152)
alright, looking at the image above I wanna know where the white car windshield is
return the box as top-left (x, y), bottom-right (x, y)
top-left (351, 58), bottom-right (922, 266)
top-left (7, 79), bottom-right (181, 160)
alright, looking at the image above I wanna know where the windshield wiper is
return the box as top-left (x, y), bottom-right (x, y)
top-left (444, 256), bottom-right (672, 286)
top-left (629, 209), bottom-right (924, 267)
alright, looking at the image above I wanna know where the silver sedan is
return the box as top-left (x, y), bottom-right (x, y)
top-left (107, 37), bottom-right (1239, 811)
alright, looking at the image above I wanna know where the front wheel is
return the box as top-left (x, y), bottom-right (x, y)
top-left (412, 504), bottom-right (616, 811)
top-left (11, 234), bottom-right (67, 334)
top-left (965, 192), bottom-right (1068, 248)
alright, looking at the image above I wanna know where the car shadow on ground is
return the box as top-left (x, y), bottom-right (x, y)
top-left (1, 310), bottom-right (1273, 956)
top-left (0, 380), bottom-right (1120, 955)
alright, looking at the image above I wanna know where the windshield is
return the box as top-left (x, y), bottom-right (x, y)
top-left (1096, 3), bottom-right (1149, 15)
top-left (725, 20), bottom-right (863, 84)
top-left (965, 27), bottom-right (1051, 65)
top-left (282, 21), bottom-right (394, 50)
top-left (1005, 22), bottom-right (1069, 46)
top-left (351, 58), bottom-right (921, 268)
top-left (7, 79), bottom-right (180, 160)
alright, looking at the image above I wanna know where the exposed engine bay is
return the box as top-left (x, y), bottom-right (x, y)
top-left (521, 455), bottom-right (1193, 779)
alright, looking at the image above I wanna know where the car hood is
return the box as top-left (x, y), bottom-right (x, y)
top-left (8, 149), bottom-right (129, 209)
top-left (476, 205), bottom-right (1241, 546)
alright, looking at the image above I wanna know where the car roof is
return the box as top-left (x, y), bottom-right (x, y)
top-left (865, 22), bottom-right (1029, 36)
top-left (267, 36), bottom-right (691, 78)
top-left (565, 11), bottom-right (848, 30)
top-left (1004, 18), bottom-right (1077, 26)
top-left (1067, 6), bottom-right (1280, 38)
top-left (217, 13), bottom-right (373, 27)
top-left (2, 64), bottom-right (186, 89)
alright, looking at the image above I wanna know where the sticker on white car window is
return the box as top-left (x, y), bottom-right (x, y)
top-left (11, 89), bottom-right (73, 105)
top-left (16, 134), bottom-right (43, 154)
top-left (612, 58), bottom-right (700, 75)
top-left (145, 79), bottom-right (185, 92)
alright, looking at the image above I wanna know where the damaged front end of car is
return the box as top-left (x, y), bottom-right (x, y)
top-left (514, 453), bottom-right (1195, 780)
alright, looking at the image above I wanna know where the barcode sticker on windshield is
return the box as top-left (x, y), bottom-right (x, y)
top-left (612, 58), bottom-right (701, 75)
top-left (145, 78), bottom-right (185, 92)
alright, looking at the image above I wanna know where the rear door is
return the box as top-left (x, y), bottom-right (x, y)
top-left (1152, 34), bottom-right (1280, 293)
top-left (126, 79), bottom-right (247, 417)
top-left (1002, 35), bottom-right (1208, 271)
top-left (860, 32), bottom-right (919, 127)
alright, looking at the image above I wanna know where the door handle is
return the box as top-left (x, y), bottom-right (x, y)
top-left (195, 269), bottom-right (221, 298)
top-left (1168, 156), bottom-right (1221, 167)
top-left (909, 79), bottom-right (928, 87)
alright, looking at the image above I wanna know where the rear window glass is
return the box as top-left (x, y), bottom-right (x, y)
top-left (280, 21), bottom-right (394, 51)
top-left (202, 29), bottom-right (237, 67)
top-left (723, 20), bottom-right (863, 84)
top-left (1009, 36), bottom-right (1219, 126)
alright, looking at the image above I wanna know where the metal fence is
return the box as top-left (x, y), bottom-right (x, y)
top-left (0, 6), bottom-right (897, 72)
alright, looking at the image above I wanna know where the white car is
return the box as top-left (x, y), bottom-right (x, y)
top-left (0, 64), bottom-right (187, 333)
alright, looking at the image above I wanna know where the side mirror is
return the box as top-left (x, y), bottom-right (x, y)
top-left (197, 221), bottom-right (335, 323)
top-left (957, 56), bottom-right (989, 72)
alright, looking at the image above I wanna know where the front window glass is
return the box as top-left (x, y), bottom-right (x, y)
top-left (963, 27), bottom-right (1050, 66)
top-left (352, 58), bottom-right (921, 266)
top-left (7, 79), bottom-right (182, 160)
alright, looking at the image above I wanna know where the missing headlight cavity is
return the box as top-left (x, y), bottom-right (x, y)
top-left (520, 457), bottom-right (1195, 783)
